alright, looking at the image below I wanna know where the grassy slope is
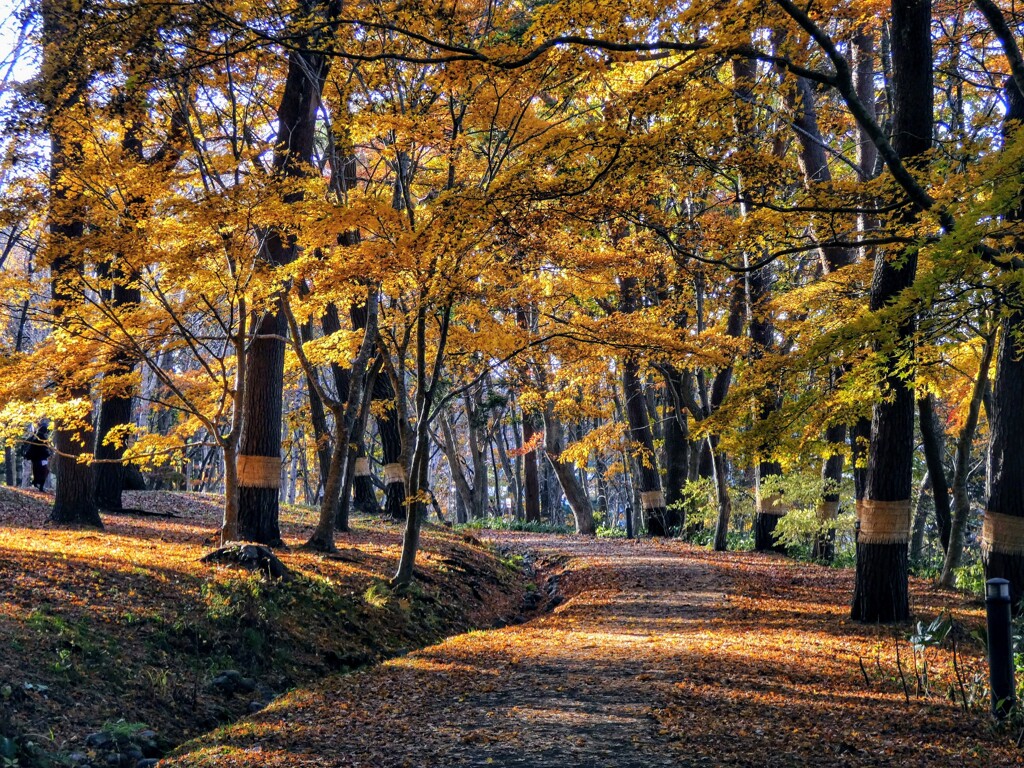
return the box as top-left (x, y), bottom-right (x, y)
top-left (0, 488), bottom-right (528, 766)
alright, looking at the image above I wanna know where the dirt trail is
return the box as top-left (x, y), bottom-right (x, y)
top-left (165, 535), bottom-right (1023, 767)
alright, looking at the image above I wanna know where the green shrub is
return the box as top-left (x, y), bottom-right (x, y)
top-left (772, 503), bottom-right (856, 553)
top-left (457, 517), bottom-right (572, 534)
top-left (954, 562), bottom-right (986, 596)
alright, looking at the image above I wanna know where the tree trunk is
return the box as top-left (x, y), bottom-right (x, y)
top-left (918, 395), bottom-right (952, 551)
top-left (620, 276), bottom-right (672, 536)
top-left (93, 385), bottom-right (132, 511)
top-left (302, 317), bottom-right (333, 498)
top-left (296, 289), bottom-right (378, 550)
top-left (981, 80), bottom-right (1024, 610)
top-left (392, 302), bottom-right (451, 586)
top-left (495, 425), bottom-right (521, 519)
top-left (707, 276), bottom-right (746, 550)
top-left (237, 1), bottom-right (337, 545)
top-left (306, 415), bottom-right (345, 552)
top-left (984, 308), bottom-right (1024, 611)
top-left (662, 367), bottom-right (690, 516)
top-left (351, 445), bottom-right (380, 515)
top-left (910, 472), bottom-right (932, 566)
top-left (939, 330), bottom-right (995, 585)
top-left (43, 0), bottom-right (100, 529)
top-left (93, 273), bottom-right (139, 512)
top-left (851, 0), bottom-right (931, 623)
top-left (622, 352), bottom-right (670, 535)
top-left (747, 254), bottom-right (785, 553)
top-left (783, 56), bottom-right (855, 564)
top-left (812, 423), bottom-right (845, 562)
top-left (222, 444), bottom-right (240, 542)
top-left (542, 400), bottom-right (595, 535)
top-left (851, 417), bottom-right (871, 502)
top-left (754, 460), bottom-right (786, 553)
top-left (440, 411), bottom-right (477, 520)
top-left (522, 409), bottom-right (541, 522)
top-left (375, 373), bottom-right (407, 521)
top-left (710, 438), bottom-right (731, 552)
top-left (237, 305), bottom-right (287, 545)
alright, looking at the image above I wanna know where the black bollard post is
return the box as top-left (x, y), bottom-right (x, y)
top-left (986, 578), bottom-right (1015, 719)
top-left (625, 504), bottom-right (634, 540)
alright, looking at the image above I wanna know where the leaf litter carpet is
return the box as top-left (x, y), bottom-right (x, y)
top-left (167, 535), bottom-right (1022, 767)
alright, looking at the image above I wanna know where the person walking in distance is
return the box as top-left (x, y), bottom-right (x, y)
top-left (24, 423), bottom-right (51, 492)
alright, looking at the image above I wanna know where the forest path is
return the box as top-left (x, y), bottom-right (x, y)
top-left (166, 534), bottom-right (1020, 767)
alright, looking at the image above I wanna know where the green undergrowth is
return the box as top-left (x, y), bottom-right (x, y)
top-left (457, 516), bottom-right (572, 534)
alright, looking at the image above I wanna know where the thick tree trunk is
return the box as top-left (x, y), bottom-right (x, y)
top-left (237, 305), bottom-right (286, 545)
top-left (984, 308), bottom-right (1024, 611)
top-left (376, 374), bottom-right (407, 521)
top-left (747, 254), bottom-right (786, 553)
top-left (94, 270), bottom-right (139, 512)
top-left (754, 460), bottom-right (786, 553)
top-left (237, 1), bottom-right (337, 545)
top-left (696, 440), bottom-right (714, 480)
top-left (982, 80), bottom-right (1024, 611)
top-left (93, 388), bottom-right (132, 511)
top-left (43, 0), bottom-right (100, 529)
top-left (351, 446), bottom-right (380, 515)
top-left (663, 411), bottom-right (689, 509)
top-left (52, 425), bottom-right (100, 526)
top-left (851, 0), bottom-right (931, 623)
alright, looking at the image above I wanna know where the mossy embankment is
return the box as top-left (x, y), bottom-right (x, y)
top-left (0, 489), bottom-right (530, 767)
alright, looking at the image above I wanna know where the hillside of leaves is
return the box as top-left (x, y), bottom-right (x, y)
top-left (164, 533), bottom-right (1022, 768)
top-left (0, 491), bottom-right (530, 767)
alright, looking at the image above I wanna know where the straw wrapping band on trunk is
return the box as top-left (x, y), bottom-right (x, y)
top-left (640, 490), bottom-right (666, 510)
top-left (816, 500), bottom-right (840, 521)
top-left (354, 457), bottom-right (371, 477)
top-left (855, 499), bottom-right (911, 544)
top-left (981, 511), bottom-right (1024, 557)
top-left (383, 463), bottom-right (406, 485)
top-left (237, 455), bottom-right (282, 489)
top-left (757, 493), bottom-right (789, 516)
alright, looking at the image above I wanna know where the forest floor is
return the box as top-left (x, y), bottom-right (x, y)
top-left (163, 533), bottom-right (1024, 768)
top-left (0, 489), bottom-right (530, 768)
